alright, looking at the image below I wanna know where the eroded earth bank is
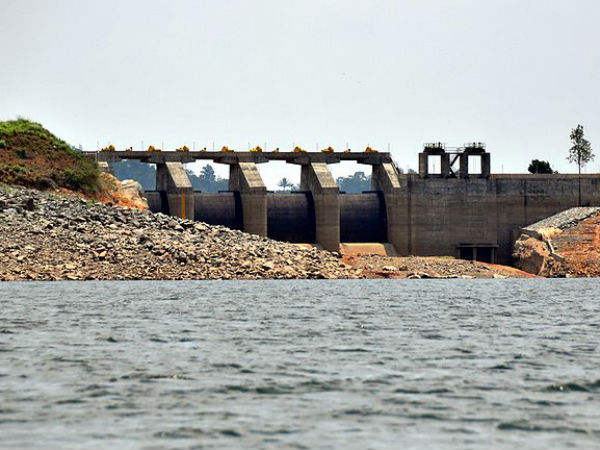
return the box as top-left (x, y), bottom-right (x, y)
top-left (513, 207), bottom-right (600, 277)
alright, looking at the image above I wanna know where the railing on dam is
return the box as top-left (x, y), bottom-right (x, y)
top-left (85, 150), bottom-right (393, 166)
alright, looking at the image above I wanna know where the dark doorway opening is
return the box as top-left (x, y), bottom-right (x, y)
top-left (457, 244), bottom-right (497, 263)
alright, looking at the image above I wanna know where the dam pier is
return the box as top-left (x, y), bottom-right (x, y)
top-left (89, 147), bottom-right (600, 264)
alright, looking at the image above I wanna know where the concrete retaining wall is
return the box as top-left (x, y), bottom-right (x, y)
top-left (397, 174), bottom-right (600, 263)
top-left (340, 193), bottom-right (387, 243)
top-left (194, 193), bottom-right (242, 230)
top-left (267, 193), bottom-right (315, 243)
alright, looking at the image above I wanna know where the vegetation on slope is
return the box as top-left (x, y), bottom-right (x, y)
top-left (0, 118), bottom-right (100, 193)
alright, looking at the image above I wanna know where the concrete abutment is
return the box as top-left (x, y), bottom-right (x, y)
top-left (370, 162), bottom-right (406, 255)
top-left (299, 163), bottom-right (340, 251)
top-left (228, 162), bottom-right (268, 237)
top-left (155, 162), bottom-right (195, 220)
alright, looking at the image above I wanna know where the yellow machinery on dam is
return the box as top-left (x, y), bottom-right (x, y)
top-left (88, 145), bottom-right (600, 264)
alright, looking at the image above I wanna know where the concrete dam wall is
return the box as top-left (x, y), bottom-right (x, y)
top-left (146, 190), bottom-right (388, 245)
top-left (400, 175), bottom-right (600, 263)
top-left (92, 149), bottom-right (600, 264)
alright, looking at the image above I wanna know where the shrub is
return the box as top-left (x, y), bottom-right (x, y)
top-left (528, 159), bottom-right (555, 174)
top-left (0, 139), bottom-right (6, 149)
top-left (0, 164), bottom-right (30, 175)
top-left (61, 164), bottom-right (99, 193)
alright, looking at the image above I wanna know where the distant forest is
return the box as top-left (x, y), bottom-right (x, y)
top-left (335, 167), bottom-right (415, 193)
top-left (111, 161), bottom-right (228, 192)
top-left (336, 171), bottom-right (371, 193)
top-left (111, 161), bottom-right (414, 194)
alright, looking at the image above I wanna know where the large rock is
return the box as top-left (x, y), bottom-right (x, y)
top-left (512, 235), bottom-right (551, 275)
top-left (98, 173), bottom-right (148, 210)
top-left (120, 179), bottom-right (148, 210)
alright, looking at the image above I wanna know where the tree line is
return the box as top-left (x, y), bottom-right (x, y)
top-left (112, 161), bottom-right (408, 194)
top-left (111, 161), bottom-right (227, 192)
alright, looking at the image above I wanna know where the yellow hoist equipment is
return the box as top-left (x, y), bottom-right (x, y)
top-left (321, 146), bottom-right (335, 153)
top-left (293, 146), bottom-right (307, 153)
top-left (220, 146), bottom-right (234, 153)
top-left (250, 146), bottom-right (263, 153)
top-left (176, 145), bottom-right (190, 152)
top-left (148, 145), bottom-right (161, 152)
top-left (364, 146), bottom-right (378, 153)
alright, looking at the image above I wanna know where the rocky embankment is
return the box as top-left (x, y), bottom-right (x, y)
top-left (513, 207), bottom-right (600, 277)
top-left (0, 185), bottom-right (353, 281)
top-left (1, 185), bottom-right (535, 282)
top-left (344, 254), bottom-right (533, 279)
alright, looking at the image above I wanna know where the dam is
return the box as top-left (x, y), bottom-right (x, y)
top-left (88, 146), bottom-right (600, 264)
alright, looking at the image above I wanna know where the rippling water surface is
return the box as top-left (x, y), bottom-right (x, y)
top-left (1, 279), bottom-right (599, 449)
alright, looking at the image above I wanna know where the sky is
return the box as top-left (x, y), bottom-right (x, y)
top-left (1, 0), bottom-right (599, 188)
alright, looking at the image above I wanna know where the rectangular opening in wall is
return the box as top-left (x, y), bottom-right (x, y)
top-left (186, 162), bottom-right (229, 192)
top-left (468, 155), bottom-right (482, 175)
top-left (256, 161), bottom-right (300, 192)
top-left (459, 247), bottom-right (474, 261)
top-left (476, 247), bottom-right (493, 263)
top-left (330, 161), bottom-right (372, 193)
top-left (427, 155), bottom-right (442, 175)
top-left (457, 244), bottom-right (497, 263)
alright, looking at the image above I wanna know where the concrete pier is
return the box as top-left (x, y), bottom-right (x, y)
top-left (370, 162), bottom-right (405, 254)
top-left (228, 162), bottom-right (267, 236)
top-left (299, 163), bottom-right (340, 251)
top-left (156, 162), bottom-right (194, 220)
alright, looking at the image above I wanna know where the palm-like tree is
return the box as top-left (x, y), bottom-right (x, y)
top-left (278, 177), bottom-right (292, 192)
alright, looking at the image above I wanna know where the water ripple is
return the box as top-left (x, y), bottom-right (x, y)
top-left (1, 278), bottom-right (599, 449)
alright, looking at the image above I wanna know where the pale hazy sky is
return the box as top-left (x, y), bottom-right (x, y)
top-left (2, 0), bottom-right (599, 187)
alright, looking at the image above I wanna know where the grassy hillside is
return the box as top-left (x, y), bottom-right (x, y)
top-left (0, 118), bottom-right (100, 193)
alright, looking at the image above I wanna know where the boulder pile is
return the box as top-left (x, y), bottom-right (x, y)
top-left (0, 185), bottom-right (356, 281)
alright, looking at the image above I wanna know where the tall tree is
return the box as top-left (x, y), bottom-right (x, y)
top-left (200, 165), bottom-right (216, 184)
top-left (278, 177), bottom-right (292, 192)
top-left (568, 125), bottom-right (594, 174)
top-left (336, 171), bottom-right (371, 193)
top-left (528, 159), bottom-right (555, 174)
top-left (187, 164), bottom-right (228, 192)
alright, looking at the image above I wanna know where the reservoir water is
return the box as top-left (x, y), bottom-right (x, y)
top-left (1, 279), bottom-right (599, 449)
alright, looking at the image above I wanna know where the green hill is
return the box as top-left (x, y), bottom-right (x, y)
top-left (0, 118), bottom-right (100, 193)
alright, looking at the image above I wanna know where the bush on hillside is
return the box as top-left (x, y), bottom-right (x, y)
top-left (62, 166), bottom-right (99, 192)
top-left (0, 118), bottom-right (100, 193)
